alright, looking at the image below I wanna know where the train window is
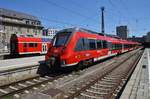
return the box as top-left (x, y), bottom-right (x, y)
top-left (112, 44), bottom-right (122, 50)
top-left (125, 44), bottom-right (128, 48)
top-left (102, 40), bottom-right (107, 48)
top-left (116, 44), bottom-right (118, 49)
top-left (97, 40), bottom-right (102, 49)
top-left (75, 38), bottom-right (84, 51)
top-left (24, 43), bottom-right (27, 47)
top-left (29, 43), bottom-right (34, 47)
top-left (112, 44), bottom-right (115, 50)
top-left (34, 43), bottom-right (37, 47)
top-left (83, 38), bottom-right (90, 50)
top-left (120, 44), bottom-right (122, 49)
top-left (89, 39), bottom-right (96, 50)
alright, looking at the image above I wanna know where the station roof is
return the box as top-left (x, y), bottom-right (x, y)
top-left (0, 8), bottom-right (39, 21)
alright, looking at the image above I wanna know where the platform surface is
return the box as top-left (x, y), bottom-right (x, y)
top-left (0, 56), bottom-right (45, 72)
top-left (120, 48), bottom-right (150, 99)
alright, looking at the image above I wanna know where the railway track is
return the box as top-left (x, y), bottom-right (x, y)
top-left (64, 50), bottom-right (143, 99)
top-left (0, 49), bottom-right (143, 99)
top-left (0, 74), bottom-right (64, 98)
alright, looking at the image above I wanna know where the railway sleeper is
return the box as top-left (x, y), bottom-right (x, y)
top-left (39, 77), bottom-right (48, 80)
top-left (9, 86), bottom-right (18, 90)
top-left (98, 81), bottom-right (117, 85)
top-left (87, 88), bottom-right (110, 93)
top-left (33, 79), bottom-right (41, 83)
top-left (101, 78), bottom-right (118, 83)
top-left (104, 75), bottom-right (119, 80)
top-left (94, 83), bottom-right (113, 88)
top-left (24, 90), bottom-right (30, 94)
top-left (26, 81), bottom-right (35, 85)
top-left (86, 89), bottom-right (108, 95)
top-left (14, 94), bottom-right (20, 99)
top-left (4, 87), bottom-right (15, 92)
top-left (18, 83), bottom-right (27, 87)
top-left (11, 85), bottom-right (22, 89)
top-left (81, 91), bottom-right (104, 98)
top-left (87, 90), bottom-right (106, 96)
top-left (80, 93), bottom-right (101, 99)
top-left (0, 88), bottom-right (8, 94)
top-left (98, 80), bottom-right (117, 85)
top-left (91, 86), bottom-right (111, 92)
top-left (33, 87), bottom-right (38, 90)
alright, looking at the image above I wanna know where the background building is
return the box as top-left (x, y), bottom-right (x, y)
top-left (128, 36), bottom-right (145, 43)
top-left (43, 28), bottom-right (59, 39)
top-left (0, 8), bottom-right (43, 52)
top-left (128, 32), bottom-right (150, 43)
top-left (146, 32), bottom-right (150, 42)
top-left (116, 26), bottom-right (128, 39)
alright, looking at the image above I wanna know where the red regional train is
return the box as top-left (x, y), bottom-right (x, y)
top-left (45, 27), bottom-right (140, 69)
top-left (10, 34), bottom-right (51, 55)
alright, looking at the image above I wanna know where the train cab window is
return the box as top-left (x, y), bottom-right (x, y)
top-left (89, 39), bottom-right (96, 50)
top-left (53, 32), bottom-right (71, 47)
top-left (75, 38), bottom-right (84, 51)
top-left (97, 40), bottom-right (102, 49)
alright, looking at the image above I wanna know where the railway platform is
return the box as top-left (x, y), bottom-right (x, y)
top-left (0, 52), bottom-right (9, 60)
top-left (120, 48), bottom-right (150, 99)
top-left (0, 56), bottom-right (44, 72)
top-left (0, 56), bottom-right (45, 86)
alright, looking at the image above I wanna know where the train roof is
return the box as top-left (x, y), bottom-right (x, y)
top-left (58, 27), bottom-right (104, 36)
top-left (10, 34), bottom-right (41, 42)
top-left (53, 27), bottom-right (141, 45)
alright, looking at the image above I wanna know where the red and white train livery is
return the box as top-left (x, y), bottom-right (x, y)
top-left (10, 34), bottom-right (51, 55)
top-left (45, 27), bottom-right (140, 69)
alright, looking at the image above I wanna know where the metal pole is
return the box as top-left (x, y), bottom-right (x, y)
top-left (101, 7), bottom-right (105, 34)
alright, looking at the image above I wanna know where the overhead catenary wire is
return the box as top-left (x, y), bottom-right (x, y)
top-left (108, 0), bottom-right (129, 24)
top-left (18, 2), bottom-right (93, 29)
top-left (41, 0), bottom-right (99, 24)
top-left (67, 0), bottom-right (98, 19)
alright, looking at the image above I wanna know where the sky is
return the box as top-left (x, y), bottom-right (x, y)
top-left (0, 0), bottom-right (150, 37)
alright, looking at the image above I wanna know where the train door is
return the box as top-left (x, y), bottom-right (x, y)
top-left (42, 43), bottom-right (47, 54)
top-left (122, 44), bottom-right (124, 52)
top-left (101, 40), bottom-right (110, 56)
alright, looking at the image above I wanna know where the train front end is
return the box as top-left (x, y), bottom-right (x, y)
top-left (45, 30), bottom-right (72, 69)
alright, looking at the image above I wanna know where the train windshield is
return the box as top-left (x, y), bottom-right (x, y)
top-left (53, 32), bottom-right (71, 47)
